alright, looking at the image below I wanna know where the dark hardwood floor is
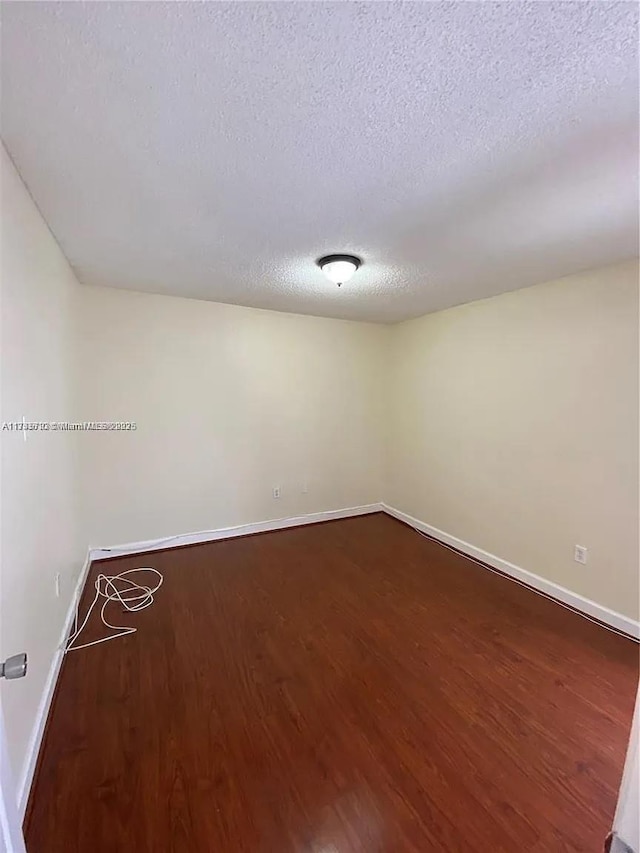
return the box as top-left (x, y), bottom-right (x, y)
top-left (26, 513), bottom-right (638, 852)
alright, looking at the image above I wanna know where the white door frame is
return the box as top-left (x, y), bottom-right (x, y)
top-left (611, 685), bottom-right (640, 853)
top-left (0, 703), bottom-right (26, 853)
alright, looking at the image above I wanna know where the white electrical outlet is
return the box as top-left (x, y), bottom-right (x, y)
top-left (302, 481), bottom-right (308, 494)
top-left (272, 486), bottom-right (281, 499)
top-left (54, 572), bottom-right (61, 597)
top-left (574, 545), bottom-right (588, 565)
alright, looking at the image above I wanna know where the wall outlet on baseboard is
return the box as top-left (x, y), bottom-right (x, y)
top-left (54, 572), bottom-right (61, 597)
top-left (574, 545), bottom-right (588, 565)
top-left (272, 486), bottom-right (281, 499)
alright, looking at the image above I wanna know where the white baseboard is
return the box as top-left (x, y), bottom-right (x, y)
top-left (381, 503), bottom-right (640, 641)
top-left (16, 502), bottom-right (382, 818)
top-left (18, 548), bottom-right (93, 819)
top-left (89, 503), bottom-right (383, 561)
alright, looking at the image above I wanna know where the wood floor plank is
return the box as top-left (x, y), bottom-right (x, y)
top-left (25, 513), bottom-right (638, 852)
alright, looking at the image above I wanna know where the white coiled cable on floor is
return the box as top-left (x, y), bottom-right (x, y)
top-left (66, 567), bottom-right (164, 652)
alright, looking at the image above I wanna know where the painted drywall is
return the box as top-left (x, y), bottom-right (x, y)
top-left (0, 146), bottom-right (84, 791)
top-left (387, 260), bottom-right (639, 620)
top-left (77, 286), bottom-right (386, 547)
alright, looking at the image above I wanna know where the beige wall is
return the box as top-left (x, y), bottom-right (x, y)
top-left (77, 286), bottom-right (386, 546)
top-left (0, 146), bottom-right (85, 791)
top-left (387, 261), bottom-right (639, 620)
top-left (82, 262), bottom-right (639, 622)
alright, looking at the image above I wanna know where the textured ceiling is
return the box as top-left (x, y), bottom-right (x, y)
top-left (1, 2), bottom-right (638, 323)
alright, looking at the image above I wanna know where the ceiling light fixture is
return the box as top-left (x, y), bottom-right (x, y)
top-left (317, 254), bottom-right (362, 287)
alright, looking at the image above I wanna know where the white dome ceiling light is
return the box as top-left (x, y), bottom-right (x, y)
top-left (317, 254), bottom-right (362, 287)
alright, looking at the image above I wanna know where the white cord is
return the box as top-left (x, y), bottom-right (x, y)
top-left (412, 527), bottom-right (637, 642)
top-left (66, 567), bottom-right (163, 652)
top-left (93, 520), bottom-right (269, 555)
